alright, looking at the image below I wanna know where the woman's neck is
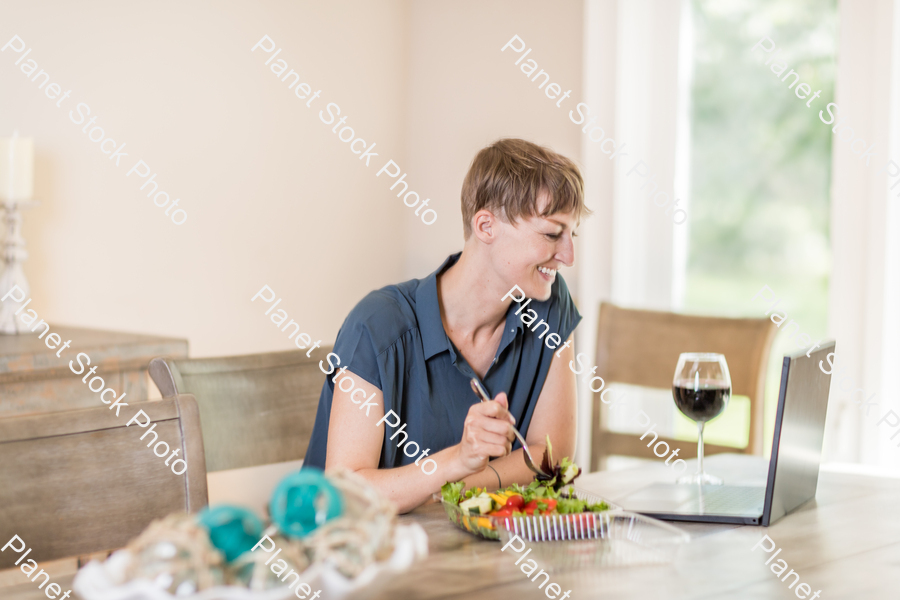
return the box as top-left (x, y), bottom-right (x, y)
top-left (437, 249), bottom-right (512, 345)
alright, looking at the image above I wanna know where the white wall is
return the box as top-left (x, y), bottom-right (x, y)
top-left (1, 0), bottom-right (411, 358)
top-left (1, 0), bottom-right (588, 359)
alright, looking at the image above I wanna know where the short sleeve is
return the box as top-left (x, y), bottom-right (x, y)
top-left (332, 300), bottom-right (384, 392)
top-left (554, 275), bottom-right (582, 343)
top-left (332, 288), bottom-right (417, 392)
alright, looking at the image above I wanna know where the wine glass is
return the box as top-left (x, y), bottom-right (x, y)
top-left (672, 353), bottom-right (731, 485)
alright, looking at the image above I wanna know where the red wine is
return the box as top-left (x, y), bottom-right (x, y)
top-left (672, 379), bottom-right (730, 422)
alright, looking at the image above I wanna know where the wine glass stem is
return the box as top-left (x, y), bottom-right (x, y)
top-left (697, 421), bottom-right (705, 476)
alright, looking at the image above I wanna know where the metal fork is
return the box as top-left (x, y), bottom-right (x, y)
top-left (469, 378), bottom-right (552, 478)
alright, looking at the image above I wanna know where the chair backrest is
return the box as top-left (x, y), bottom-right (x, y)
top-left (148, 348), bottom-right (331, 473)
top-left (590, 301), bottom-right (777, 470)
top-left (0, 396), bottom-right (207, 568)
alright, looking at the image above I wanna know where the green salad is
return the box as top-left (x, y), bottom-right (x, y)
top-left (441, 437), bottom-right (609, 525)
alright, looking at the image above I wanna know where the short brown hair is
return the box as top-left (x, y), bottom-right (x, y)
top-left (460, 138), bottom-right (588, 239)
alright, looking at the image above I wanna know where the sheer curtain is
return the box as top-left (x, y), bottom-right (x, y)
top-left (882, 0), bottom-right (900, 472)
top-left (827, 0), bottom-right (900, 470)
top-left (575, 0), bottom-right (689, 469)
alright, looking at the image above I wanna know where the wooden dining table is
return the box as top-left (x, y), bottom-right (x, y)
top-left (372, 454), bottom-right (900, 599)
top-left (4, 454), bottom-right (899, 600)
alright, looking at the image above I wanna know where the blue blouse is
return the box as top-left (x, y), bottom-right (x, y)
top-left (303, 252), bottom-right (582, 470)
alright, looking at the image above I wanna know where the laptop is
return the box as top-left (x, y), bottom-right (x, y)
top-left (616, 342), bottom-right (834, 526)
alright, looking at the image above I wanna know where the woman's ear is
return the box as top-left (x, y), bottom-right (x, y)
top-left (472, 209), bottom-right (498, 244)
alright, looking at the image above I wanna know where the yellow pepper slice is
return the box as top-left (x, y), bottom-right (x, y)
top-left (487, 492), bottom-right (509, 506)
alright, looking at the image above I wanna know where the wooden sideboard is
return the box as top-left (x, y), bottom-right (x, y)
top-left (0, 325), bottom-right (188, 417)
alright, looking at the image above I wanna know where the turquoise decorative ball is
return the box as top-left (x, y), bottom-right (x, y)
top-left (196, 505), bottom-right (264, 562)
top-left (269, 468), bottom-right (343, 538)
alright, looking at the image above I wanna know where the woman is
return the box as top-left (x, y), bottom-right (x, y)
top-left (304, 138), bottom-right (589, 513)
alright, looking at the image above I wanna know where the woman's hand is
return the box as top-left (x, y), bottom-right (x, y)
top-left (456, 392), bottom-right (516, 474)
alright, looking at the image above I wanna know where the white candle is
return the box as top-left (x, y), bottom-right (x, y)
top-left (0, 135), bottom-right (34, 202)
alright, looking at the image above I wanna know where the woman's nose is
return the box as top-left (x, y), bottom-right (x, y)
top-left (557, 235), bottom-right (575, 267)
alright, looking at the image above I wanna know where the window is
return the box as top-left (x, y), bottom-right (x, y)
top-left (681, 0), bottom-right (838, 451)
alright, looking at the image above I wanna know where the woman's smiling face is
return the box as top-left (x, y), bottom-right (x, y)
top-left (492, 192), bottom-right (578, 302)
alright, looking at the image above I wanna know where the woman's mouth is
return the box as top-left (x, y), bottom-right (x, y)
top-left (538, 266), bottom-right (557, 280)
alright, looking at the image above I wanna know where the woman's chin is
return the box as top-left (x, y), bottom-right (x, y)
top-left (524, 282), bottom-right (553, 302)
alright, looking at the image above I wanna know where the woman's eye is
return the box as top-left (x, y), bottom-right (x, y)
top-left (545, 233), bottom-right (562, 240)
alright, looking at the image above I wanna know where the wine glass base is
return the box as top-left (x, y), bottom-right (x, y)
top-left (676, 472), bottom-right (723, 485)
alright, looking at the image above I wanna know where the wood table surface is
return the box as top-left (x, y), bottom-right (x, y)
top-left (4, 454), bottom-right (898, 599)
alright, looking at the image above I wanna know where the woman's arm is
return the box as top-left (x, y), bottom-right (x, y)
top-left (526, 333), bottom-right (578, 458)
top-left (324, 369), bottom-right (516, 513)
top-left (463, 334), bottom-right (578, 490)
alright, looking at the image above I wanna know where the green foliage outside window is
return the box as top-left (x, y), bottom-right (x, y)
top-left (677, 0), bottom-right (838, 451)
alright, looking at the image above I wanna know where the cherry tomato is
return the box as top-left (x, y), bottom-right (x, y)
top-left (540, 499), bottom-right (557, 512)
top-left (524, 500), bottom-right (539, 515)
top-left (569, 513), bottom-right (598, 529)
top-left (489, 507), bottom-right (513, 517)
top-left (570, 513), bottom-right (587, 528)
top-left (506, 495), bottom-right (525, 510)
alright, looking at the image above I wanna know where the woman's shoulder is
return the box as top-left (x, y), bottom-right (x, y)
top-left (339, 281), bottom-right (419, 355)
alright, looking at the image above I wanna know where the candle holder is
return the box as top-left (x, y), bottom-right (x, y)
top-left (0, 199), bottom-right (36, 334)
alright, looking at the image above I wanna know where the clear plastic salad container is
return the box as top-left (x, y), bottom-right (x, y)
top-left (496, 510), bottom-right (690, 568)
top-left (442, 487), bottom-right (690, 567)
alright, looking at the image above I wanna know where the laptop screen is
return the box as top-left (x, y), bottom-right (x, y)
top-left (763, 342), bottom-right (835, 526)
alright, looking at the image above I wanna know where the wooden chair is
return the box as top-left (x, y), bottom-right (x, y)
top-left (148, 348), bottom-right (331, 473)
top-left (590, 301), bottom-right (777, 471)
top-left (0, 396), bottom-right (207, 568)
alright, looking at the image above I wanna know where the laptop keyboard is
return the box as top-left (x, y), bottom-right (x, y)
top-left (693, 486), bottom-right (765, 513)
top-left (620, 482), bottom-right (767, 517)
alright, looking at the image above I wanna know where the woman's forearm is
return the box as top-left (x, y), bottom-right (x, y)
top-left (346, 444), bottom-right (472, 514)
